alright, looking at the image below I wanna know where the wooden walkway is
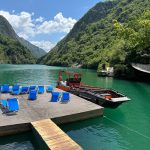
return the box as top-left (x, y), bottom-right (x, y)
top-left (31, 119), bottom-right (83, 150)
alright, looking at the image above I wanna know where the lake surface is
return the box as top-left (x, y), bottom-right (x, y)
top-left (0, 132), bottom-right (40, 150)
top-left (0, 64), bottom-right (150, 150)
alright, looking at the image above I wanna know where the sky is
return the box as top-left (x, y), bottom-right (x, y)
top-left (0, 0), bottom-right (102, 52)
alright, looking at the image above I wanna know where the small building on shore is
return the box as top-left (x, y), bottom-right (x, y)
top-left (98, 67), bottom-right (114, 77)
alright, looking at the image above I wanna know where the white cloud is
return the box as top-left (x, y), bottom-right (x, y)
top-left (35, 16), bottom-right (44, 23)
top-left (37, 13), bottom-right (77, 34)
top-left (0, 10), bottom-right (35, 39)
top-left (31, 40), bottom-right (56, 52)
top-left (0, 10), bottom-right (77, 40)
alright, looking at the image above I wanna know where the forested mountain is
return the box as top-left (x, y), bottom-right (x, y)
top-left (0, 15), bottom-right (46, 60)
top-left (0, 15), bottom-right (36, 64)
top-left (0, 34), bottom-right (35, 64)
top-left (39, 0), bottom-right (150, 77)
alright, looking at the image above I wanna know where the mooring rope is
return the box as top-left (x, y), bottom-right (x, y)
top-left (103, 115), bottom-right (150, 140)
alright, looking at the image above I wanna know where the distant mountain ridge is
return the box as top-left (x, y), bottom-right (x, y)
top-left (18, 38), bottom-right (46, 58)
top-left (0, 15), bottom-right (46, 59)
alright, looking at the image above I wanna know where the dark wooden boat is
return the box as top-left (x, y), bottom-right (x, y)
top-left (56, 71), bottom-right (130, 108)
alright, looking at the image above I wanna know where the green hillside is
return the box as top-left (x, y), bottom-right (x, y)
top-left (0, 34), bottom-right (35, 64)
top-left (39, 0), bottom-right (150, 77)
top-left (0, 15), bottom-right (46, 59)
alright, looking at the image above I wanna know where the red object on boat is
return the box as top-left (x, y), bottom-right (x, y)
top-left (104, 95), bottom-right (112, 99)
top-left (56, 71), bottom-right (82, 90)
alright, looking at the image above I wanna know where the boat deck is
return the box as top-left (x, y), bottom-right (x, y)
top-left (0, 87), bottom-right (103, 136)
top-left (31, 119), bottom-right (83, 150)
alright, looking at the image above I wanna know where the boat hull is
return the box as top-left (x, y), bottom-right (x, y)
top-left (56, 83), bottom-right (130, 108)
top-left (96, 98), bottom-right (124, 108)
top-left (70, 89), bottom-right (128, 108)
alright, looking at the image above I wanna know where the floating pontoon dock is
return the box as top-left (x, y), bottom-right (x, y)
top-left (0, 86), bottom-right (103, 149)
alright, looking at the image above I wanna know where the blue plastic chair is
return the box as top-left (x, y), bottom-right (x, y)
top-left (29, 86), bottom-right (36, 92)
top-left (28, 90), bottom-right (37, 100)
top-left (12, 85), bottom-right (20, 95)
top-left (0, 99), bottom-right (7, 108)
top-left (61, 92), bottom-right (70, 103)
top-left (51, 92), bottom-right (61, 102)
top-left (38, 86), bottom-right (45, 94)
top-left (46, 86), bottom-right (54, 93)
top-left (7, 98), bottom-right (19, 112)
top-left (20, 86), bottom-right (29, 94)
top-left (1, 84), bottom-right (9, 93)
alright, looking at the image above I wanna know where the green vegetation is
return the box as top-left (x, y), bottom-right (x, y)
top-left (0, 15), bottom-right (46, 60)
top-left (0, 34), bottom-right (36, 64)
top-left (112, 11), bottom-right (150, 76)
top-left (39, 0), bottom-right (150, 77)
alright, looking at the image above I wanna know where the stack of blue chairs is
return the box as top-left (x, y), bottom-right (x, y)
top-left (28, 90), bottom-right (37, 100)
top-left (7, 98), bottom-right (19, 112)
top-left (51, 92), bottom-right (60, 102)
top-left (61, 92), bottom-right (70, 103)
top-left (50, 92), bottom-right (70, 103)
top-left (0, 98), bottom-right (19, 113)
top-left (1, 84), bottom-right (10, 93)
top-left (12, 85), bottom-right (20, 95)
top-left (46, 86), bottom-right (54, 93)
top-left (38, 86), bottom-right (45, 94)
top-left (20, 86), bottom-right (29, 94)
top-left (0, 99), bottom-right (7, 108)
top-left (29, 86), bottom-right (37, 92)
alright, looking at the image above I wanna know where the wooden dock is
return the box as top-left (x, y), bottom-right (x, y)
top-left (31, 119), bottom-right (83, 150)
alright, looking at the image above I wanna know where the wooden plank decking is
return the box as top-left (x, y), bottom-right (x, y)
top-left (31, 119), bottom-right (83, 150)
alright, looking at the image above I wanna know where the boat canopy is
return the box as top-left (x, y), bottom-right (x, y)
top-left (58, 71), bottom-right (82, 87)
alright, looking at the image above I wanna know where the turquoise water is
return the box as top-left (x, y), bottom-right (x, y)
top-left (0, 64), bottom-right (150, 150)
top-left (0, 132), bottom-right (40, 150)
